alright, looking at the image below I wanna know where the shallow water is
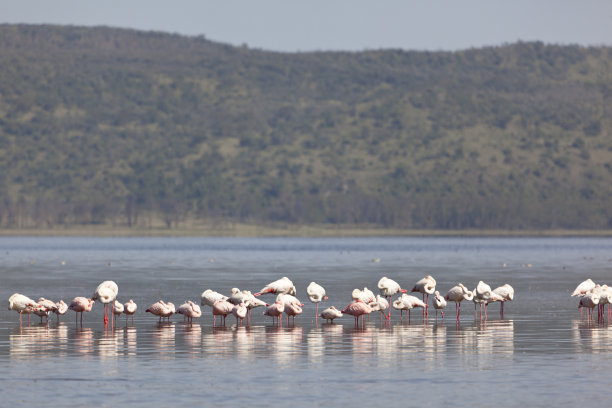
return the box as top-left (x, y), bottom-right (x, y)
top-left (1, 237), bottom-right (611, 406)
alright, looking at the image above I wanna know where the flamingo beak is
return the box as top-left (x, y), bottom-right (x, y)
top-left (401, 289), bottom-right (407, 293)
top-left (323, 296), bottom-right (329, 301)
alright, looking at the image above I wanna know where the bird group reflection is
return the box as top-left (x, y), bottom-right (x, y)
top-left (6, 319), bottom-right (517, 362)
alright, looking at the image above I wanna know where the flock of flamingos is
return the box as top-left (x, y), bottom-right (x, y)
top-left (7, 276), bottom-right (602, 328)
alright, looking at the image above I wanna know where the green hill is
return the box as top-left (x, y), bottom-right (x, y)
top-left (0, 24), bottom-right (611, 231)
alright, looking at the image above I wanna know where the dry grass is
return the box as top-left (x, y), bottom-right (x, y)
top-left (0, 223), bottom-right (611, 238)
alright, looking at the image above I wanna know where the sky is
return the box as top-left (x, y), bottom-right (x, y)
top-left (1, 1), bottom-right (611, 52)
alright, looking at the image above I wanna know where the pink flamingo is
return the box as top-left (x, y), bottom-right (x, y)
top-left (341, 299), bottom-right (372, 328)
top-left (392, 294), bottom-right (427, 323)
top-left (212, 299), bottom-right (233, 326)
top-left (285, 302), bottom-right (303, 325)
top-left (368, 295), bottom-right (389, 325)
top-left (68, 297), bottom-right (95, 326)
top-left (433, 291), bottom-right (447, 319)
top-left (232, 302), bottom-right (247, 325)
top-left (254, 277), bottom-right (296, 297)
top-left (146, 300), bottom-right (170, 323)
top-left (176, 301), bottom-right (202, 323)
top-left (263, 301), bottom-right (285, 326)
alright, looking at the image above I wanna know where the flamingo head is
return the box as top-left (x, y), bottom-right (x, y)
top-left (323, 296), bottom-right (329, 301)
top-left (400, 289), bottom-right (407, 293)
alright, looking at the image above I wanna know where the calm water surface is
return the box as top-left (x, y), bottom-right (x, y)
top-left (1, 237), bottom-right (611, 406)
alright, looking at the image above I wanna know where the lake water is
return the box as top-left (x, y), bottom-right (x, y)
top-left (1, 236), bottom-right (611, 406)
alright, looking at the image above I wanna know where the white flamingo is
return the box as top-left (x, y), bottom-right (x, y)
top-left (377, 277), bottom-right (407, 319)
top-left (307, 282), bottom-right (328, 317)
top-left (320, 306), bottom-right (343, 323)
top-left (124, 299), bottom-right (137, 325)
top-left (572, 279), bottom-right (596, 297)
top-left (8, 293), bottom-right (42, 325)
top-left (493, 284), bottom-right (514, 315)
top-left (92, 281), bottom-right (118, 326)
top-left (433, 290), bottom-right (447, 319)
top-left (255, 277), bottom-right (296, 297)
top-left (444, 283), bottom-right (474, 322)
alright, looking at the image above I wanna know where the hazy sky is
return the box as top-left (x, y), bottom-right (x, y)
top-left (2, 1), bottom-right (611, 52)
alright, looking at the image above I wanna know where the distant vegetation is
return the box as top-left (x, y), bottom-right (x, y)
top-left (0, 24), bottom-right (611, 231)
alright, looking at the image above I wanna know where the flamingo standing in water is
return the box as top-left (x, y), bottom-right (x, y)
top-left (242, 290), bottom-right (266, 324)
top-left (146, 300), bottom-right (172, 323)
top-left (377, 277), bottom-right (407, 319)
top-left (411, 275), bottom-right (436, 314)
top-left (307, 282), bottom-right (328, 317)
top-left (68, 297), bottom-right (95, 325)
top-left (433, 291), bottom-right (447, 319)
top-left (579, 291), bottom-right (600, 321)
top-left (493, 284), bottom-right (514, 316)
top-left (320, 306), bottom-right (343, 323)
top-left (444, 283), bottom-right (474, 323)
top-left (392, 294), bottom-right (427, 323)
top-left (474, 281), bottom-right (503, 320)
top-left (8, 293), bottom-right (42, 325)
top-left (54, 299), bottom-right (69, 322)
top-left (112, 300), bottom-right (124, 325)
top-left (341, 299), bottom-right (372, 328)
top-left (255, 277), bottom-right (296, 297)
top-left (201, 289), bottom-right (229, 322)
top-left (232, 302), bottom-right (247, 325)
top-left (368, 295), bottom-right (389, 324)
top-left (124, 299), bottom-right (137, 325)
top-left (36, 298), bottom-right (58, 323)
top-left (176, 301), bottom-right (202, 323)
top-left (277, 293), bottom-right (304, 325)
top-left (92, 281), bottom-right (118, 326)
top-left (264, 301), bottom-right (285, 326)
top-left (212, 299), bottom-right (233, 326)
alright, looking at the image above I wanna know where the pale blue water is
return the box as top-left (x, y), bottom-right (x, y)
top-left (1, 237), bottom-right (611, 406)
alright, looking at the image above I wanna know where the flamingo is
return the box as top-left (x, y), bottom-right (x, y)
top-left (411, 275), bottom-right (437, 311)
top-left (177, 301), bottom-right (202, 323)
top-left (162, 302), bottom-right (175, 322)
top-left (433, 291), bottom-right (447, 319)
top-left (201, 289), bottom-right (229, 322)
top-left (8, 294), bottom-right (44, 325)
top-left (572, 279), bottom-right (596, 297)
top-left (146, 300), bottom-right (170, 323)
top-left (341, 299), bottom-right (372, 328)
top-left (124, 299), bottom-right (137, 325)
top-left (474, 281), bottom-right (503, 319)
top-left (444, 283), bottom-right (474, 322)
top-left (92, 281), bottom-right (118, 326)
top-left (232, 302), bottom-right (247, 325)
top-left (320, 306), bottom-right (343, 323)
top-left (307, 282), bottom-right (328, 317)
top-left (242, 290), bottom-right (266, 324)
top-left (112, 300), bottom-right (124, 325)
top-left (228, 288), bottom-right (248, 305)
top-left (264, 301), bottom-right (285, 326)
top-left (68, 297), bottom-right (95, 325)
top-left (392, 294), bottom-right (427, 322)
top-left (377, 277), bottom-right (407, 319)
top-left (254, 277), bottom-right (296, 297)
top-left (285, 302), bottom-right (303, 325)
top-left (579, 292), bottom-right (600, 321)
top-left (54, 300), bottom-right (69, 322)
top-left (36, 298), bottom-right (58, 323)
top-left (277, 293), bottom-right (304, 325)
top-left (212, 299), bottom-right (233, 326)
top-left (368, 295), bottom-right (389, 324)
top-left (493, 284), bottom-right (514, 315)
top-left (352, 288), bottom-right (375, 303)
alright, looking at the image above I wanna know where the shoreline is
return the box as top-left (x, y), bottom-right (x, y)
top-left (0, 223), bottom-right (611, 237)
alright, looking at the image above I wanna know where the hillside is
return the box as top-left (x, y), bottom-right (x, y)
top-left (0, 24), bottom-right (611, 230)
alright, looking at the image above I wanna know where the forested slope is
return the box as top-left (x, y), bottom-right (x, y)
top-left (0, 24), bottom-right (611, 230)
